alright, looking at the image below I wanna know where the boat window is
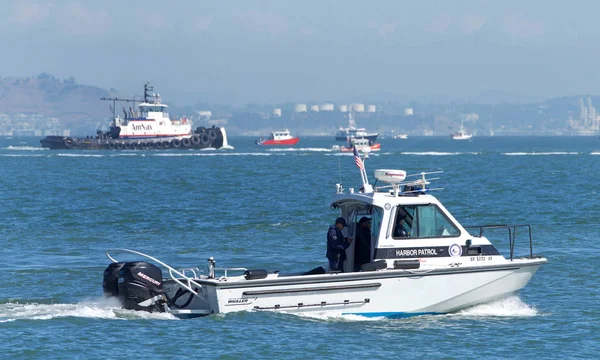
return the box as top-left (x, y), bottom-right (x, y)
top-left (393, 204), bottom-right (459, 239)
top-left (370, 206), bottom-right (384, 247)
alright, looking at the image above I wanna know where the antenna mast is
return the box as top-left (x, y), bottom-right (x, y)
top-left (100, 83), bottom-right (149, 119)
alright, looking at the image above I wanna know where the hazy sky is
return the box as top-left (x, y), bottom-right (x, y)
top-left (2, 0), bottom-right (599, 105)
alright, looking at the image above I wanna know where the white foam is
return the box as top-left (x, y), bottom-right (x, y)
top-left (5, 146), bottom-right (46, 151)
top-left (401, 152), bottom-right (470, 156)
top-left (452, 296), bottom-right (539, 317)
top-left (0, 298), bottom-right (178, 322)
top-left (292, 311), bottom-right (382, 322)
top-left (503, 152), bottom-right (579, 156)
top-left (0, 154), bottom-right (45, 157)
top-left (56, 153), bottom-right (105, 157)
top-left (153, 152), bottom-right (271, 157)
top-left (267, 148), bottom-right (332, 152)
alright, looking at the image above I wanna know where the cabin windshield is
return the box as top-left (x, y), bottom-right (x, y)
top-left (139, 106), bottom-right (165, 113)
top-left (393, 204), bottom-right (460, 239)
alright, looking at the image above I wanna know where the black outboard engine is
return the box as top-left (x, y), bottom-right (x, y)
top-left (117, 261), bottom-right (166, 313)
top-left (102, 262), bottom-right (126, 297)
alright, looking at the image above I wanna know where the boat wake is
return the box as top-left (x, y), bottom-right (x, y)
top-left (0, 298), bottom-right (178, 322)
top-left (503, 152), bottom-right (579, 156)
top-left (5, 146), bottom-right (47, 151)
top-left (267, 147), bottom-right (332, 152)
top-left (401, 152), bottom-right (479, 156)
top-left (153, 152), bottom-right (271, 157)
top-left (451, 296), bottom-right (539, 317)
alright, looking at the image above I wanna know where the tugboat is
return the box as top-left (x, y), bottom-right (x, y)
top-left (255, 129), bottom-right (300, 146)
top-left (101, 148), bottom-right (546, 319)
top-left (40, 83), bottom-right (229, 150)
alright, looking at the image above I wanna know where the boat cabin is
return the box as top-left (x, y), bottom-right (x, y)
top-left (270, 130), bottom-right (293, 140)
top-left (137, 102), bottom-right (169, 121)
top-left (330, 169), bottom-right (479, 273)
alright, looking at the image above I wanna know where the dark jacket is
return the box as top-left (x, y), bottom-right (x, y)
top-left (326, 225), bottom-right (350, 261)
top-left (354, 225), bottom-right (372, 268)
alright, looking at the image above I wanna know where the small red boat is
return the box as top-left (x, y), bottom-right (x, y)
top-left (256, 129), bottom-right (300, 146)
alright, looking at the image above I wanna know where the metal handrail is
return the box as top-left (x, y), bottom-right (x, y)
top-left (463, 224), bottom-right (534, 261)
top-left (215, 267), bottom-right (248, 278)
top-left (106, 248), bottom-right (206, 300)
top-left (180, 267), bottom-right (202, 278)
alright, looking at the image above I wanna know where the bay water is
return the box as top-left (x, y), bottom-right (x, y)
top-left (0, 136), bottom-right (598, 359)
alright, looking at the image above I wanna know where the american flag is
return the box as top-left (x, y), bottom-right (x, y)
top-left (353, 146), bottom-right (364, 170)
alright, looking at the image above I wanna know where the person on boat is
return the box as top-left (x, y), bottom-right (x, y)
top-left (394, 217), bottom-right (409, 237)
top-left (326, 217), bottom-right (353, 272)
top-left (354, 217), bottom-right (372, 271)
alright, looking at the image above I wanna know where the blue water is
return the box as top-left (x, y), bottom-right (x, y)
top-left (0, 136), bottom-right (599, 359)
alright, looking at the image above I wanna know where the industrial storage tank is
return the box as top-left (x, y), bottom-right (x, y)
top-left (310, 105), bottom-right (319, 112)
top-left (339, 105), bottom-right (349, 112)
top-left (404, 108), bottom-right (414, 116)
top-left (320, 103), bottom-right (335, 111)
top-left (294, 104), bottom-right (307, 113)
top-left (367, 105), bottom-right (376, 113)
top-left (353, 103), bottom-right (365, 112)
top-left (272, 108), bottom-right (282, 117)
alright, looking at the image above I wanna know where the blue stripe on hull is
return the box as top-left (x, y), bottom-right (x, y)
top-left (342, 311), bottom-right (444, 318)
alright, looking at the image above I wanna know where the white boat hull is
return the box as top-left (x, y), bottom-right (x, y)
top-left (163, 260), bottom-right (543, 318)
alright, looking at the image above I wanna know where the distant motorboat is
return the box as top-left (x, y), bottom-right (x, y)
top-left (451, 122), bottom-right (473, 140)
top-left (256, 129), bottom-right (300, 146)
top-left (393, 133), bottom-right (408, 139)
top-left (332, 138), bottom-right (381, 152)
top-left (335, 112), bottom-right (378, 142)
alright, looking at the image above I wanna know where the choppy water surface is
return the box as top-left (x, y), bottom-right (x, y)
top-left (0, 136), bottom-right (599, 359)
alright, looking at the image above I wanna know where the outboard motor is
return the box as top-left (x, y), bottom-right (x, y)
top-left (102, 262), bottom-right (126, 297)
top-left (117, 261), bottom-right (166, 313)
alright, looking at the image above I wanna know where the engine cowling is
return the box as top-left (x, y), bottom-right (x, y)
top-left (117, 261), bottom-right (165, 312)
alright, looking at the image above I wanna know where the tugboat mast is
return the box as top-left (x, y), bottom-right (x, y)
top-left (100, 82), bottom-right (152, 119)
top-left (143, 82), bottom-right (154, 103)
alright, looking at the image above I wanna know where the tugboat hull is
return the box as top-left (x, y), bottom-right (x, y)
top-left (41, 127), bottom-right (227, 150)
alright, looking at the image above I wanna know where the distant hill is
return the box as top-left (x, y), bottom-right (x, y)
top-left (0, 73), bottom-right (596, 136)
top-left (0, 73), bottom-right (116, 123)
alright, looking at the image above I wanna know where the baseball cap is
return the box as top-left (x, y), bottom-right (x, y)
top-left (335, 217), bottom-right (347, 227)
top-left (359, 216), bottom-right (370, 224)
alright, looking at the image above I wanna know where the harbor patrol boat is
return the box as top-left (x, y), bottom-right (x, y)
top-left (102, 149), bottom-right (546, 319)
top-left (40, 83), bottom-right (229, 150)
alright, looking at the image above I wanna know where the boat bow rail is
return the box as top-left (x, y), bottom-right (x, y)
top-left (464, 224), bottom-right (540, 261)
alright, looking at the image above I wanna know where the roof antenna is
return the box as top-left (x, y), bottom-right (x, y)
top-left (336, 157), bottom-right (343, 194)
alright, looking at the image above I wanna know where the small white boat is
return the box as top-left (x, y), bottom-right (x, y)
top-left (335, 112), bottom-right (378, 142)
top-left (451, 122), bottom-right (473, 140)
top-left (102, 150), bottom-right (546, 319)
top-left (332, 138), bottom-right (381, 152)
top-left (393, 133), bottom-right (408, 139)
